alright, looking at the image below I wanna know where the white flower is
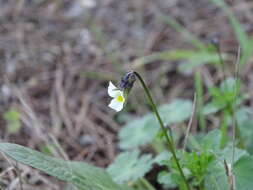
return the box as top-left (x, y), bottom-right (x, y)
top-left (108, 81), bottom-right (125, 112)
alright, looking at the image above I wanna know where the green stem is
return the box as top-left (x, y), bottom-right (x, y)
top-left (134, 71), bottom-right (191, 190)
top-left (140, 178), bottom-right (156, 190)
top-left (216, 45), bottom-right (227, 83)
top-left (195, 71), bottom-right (206, 131)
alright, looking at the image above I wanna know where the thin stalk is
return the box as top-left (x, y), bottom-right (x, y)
top-left (195, 71), bottom-right (206, 131)
top-left (133, 71), bottom-right (191, 190)
top-left (214, 43), bottom-right (227, 83)
top-left (140, 178), bottom-right (156, 190)
top-left (183, 93), bottom-right (197, 151)
top-left (232, 47), bottom-right (241, 167)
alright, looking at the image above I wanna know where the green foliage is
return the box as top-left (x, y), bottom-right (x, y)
top-left (184, 151), bottom-right (215, 187)
top-left (2, 1), bottom-right (253, 190)
top-left (204, 154), bottom-right (253, 190)
top-left (107, 150), bottom-right (154, 184)
top-left (234, 156), bottom-right (253, 190)
top-left (202, 77), bottom-right (250, 148)
top-left (203, 77), bottom-right (247, 114)
top-left (203, 101), bottom-right (224, 115)
top-left (210, 0), bottom-right (253, 67)
top-left (156, 129), bottom-right (253, 190)
top-left (153, 151), bottom-right (172, 166)
top-left (201, 129), bottom-right (222, 151)
top-left (157, 171), bottom-right (177, 189)
top-left (177, 52), bottom-right (224, 72)
top-left (208, 77), bottom-right (240, 110)
top-left (204, 160), bottom-right (229, 190)
top-left (0, 143), bottom-right (131, 190)
top-left (41, 144), bottom-right (56, 156)
top-left (195, 71), bottom-right (206, 130)
top-left (3, 108), bottom-right (21, 134)
top-left (236, 107), bottom-right (253, 153)
top-left (220, 145), bottom-right (248, 164)
top-left (119, 99), bottom-right (192, 149)
top-left (158, 130), bottom-right (220, 189)
top-left (132, 49), bottom-right (224, 72)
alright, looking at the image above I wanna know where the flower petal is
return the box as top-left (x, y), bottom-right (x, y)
top-left (108, 81), bottom-right (119, 97)
top-left (108, 97), bottom-right (124, 112)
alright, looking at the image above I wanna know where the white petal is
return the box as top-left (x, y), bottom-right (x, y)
top-left (108, 98), bottom-right (124, 112)
top-left (108, 81), bottom-right (119, 97)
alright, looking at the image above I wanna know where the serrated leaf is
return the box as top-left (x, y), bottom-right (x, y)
top-left (236, 107), bottom-right (253, 153)
top-left (219, 146), bottom-right (249, 164)
top-left (107, 150), bottom-right (153, 184)
top-left (203, 101), bottom-right (225, 115)
top-left (153, 151), bottom-right (172, 166)
top-left (234, 156), bottom-right (253, 190)
top-left (0, 143), bottom-right (125, 190)
top-left (157, 171), bottom-right (177, 189)
top-left (203, 94), bottom-right (247, 116)
top-left (204, 160), bottom-right (229, 190)
top-left (119, 99), bottom-right (192, 149)
top-left (201, 129), bottom-right (222, 151)
top-left (219, 77), bottom-right (239, 94)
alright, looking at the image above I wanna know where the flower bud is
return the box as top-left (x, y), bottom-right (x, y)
top-left (119, 71), bottom-right (136, 98)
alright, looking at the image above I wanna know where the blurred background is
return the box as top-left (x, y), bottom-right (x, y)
top-left (1, 0), bottom-right (253, 189)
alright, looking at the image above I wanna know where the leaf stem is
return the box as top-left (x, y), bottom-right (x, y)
top-left (133, 71), bottom-right (191, 190)
top-left (231, 48), bottom-right (241, 187)
top-left (139, 178), bottom-right (156, 190)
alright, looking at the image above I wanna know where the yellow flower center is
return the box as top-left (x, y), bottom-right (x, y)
top-left (117, 95), bottom-right (125, 103)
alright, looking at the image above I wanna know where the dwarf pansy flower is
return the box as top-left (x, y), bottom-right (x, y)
top-left (108, 81), bottom-right (125, 112)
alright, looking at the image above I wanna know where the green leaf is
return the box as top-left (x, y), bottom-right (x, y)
top-left (203, 101), bottom-right (225, 115)
top-left (4, 108), bottom-right (21, 134)
top-left (204, 160), bottom-right (229, 190)
top-left (184, 151), bottom-right (215, 178)
top-left (204, 77), bottom-right (243, 116)
top-left (153, 151), bottom-right (172, 166)
top-left (201, 129), bottom-right (222, 152)
top-left (236, 107), bottom-right (253, 153)
top-left (132, 49), bottom-right (224, 69)
top-left (178, 52), bottom-right (225, 72)
top-left (209, 77), bottom-right (239, 105)
top-left (107, 150), bottom-right (154, 184)
top-left (157, 171), bottom-right (177, 189)
top-left (0, 143), bottom-right (126, 190)
top-left (119, 113), bottom-right (158, 149)
top-left (234, 156), bottom-right (253, 190)
top-left (119, 99), bottom-right (192, 149)
top-left (219, 146), bottom-right (249, 164)
top-left (219, 77), bottom-right (239, 95)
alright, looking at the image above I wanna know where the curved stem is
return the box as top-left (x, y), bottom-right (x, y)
top-left (133, 71), bottom-right (191, 190)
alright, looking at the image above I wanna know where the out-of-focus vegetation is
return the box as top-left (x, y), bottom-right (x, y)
top-left (1, 0), bottom-right (253, 189)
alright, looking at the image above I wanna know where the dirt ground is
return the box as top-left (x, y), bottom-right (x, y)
top-left (0, 0), bottom-right (253, 189)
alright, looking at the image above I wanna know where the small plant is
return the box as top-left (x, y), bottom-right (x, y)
top-left (1, 1), bottom-right (253, 189)
top-left (1, 68), bottom-right (253, 190)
